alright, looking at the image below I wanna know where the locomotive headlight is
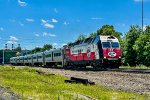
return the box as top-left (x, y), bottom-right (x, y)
top-left (119, 56), bottom-right (121, 59)
top-left (104, 57), bottom-right (106, 59)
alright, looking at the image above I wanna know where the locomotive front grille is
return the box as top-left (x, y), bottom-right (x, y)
top-left (107, 58), bottom-right (118, 60)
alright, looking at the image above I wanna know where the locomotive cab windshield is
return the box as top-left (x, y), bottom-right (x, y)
top-left (102, 42), bottom-right (120, 48)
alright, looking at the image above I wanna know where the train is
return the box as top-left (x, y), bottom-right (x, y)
top-left (10, 35), bottom-right (121, 69)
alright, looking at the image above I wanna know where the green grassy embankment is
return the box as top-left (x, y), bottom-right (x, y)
top-left (0, 66), bottom-right (148, 100)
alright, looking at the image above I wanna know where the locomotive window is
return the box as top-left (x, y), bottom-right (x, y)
top-left (93, 36), bottom-right (100, 44)
top-left (111, 42), bottom-right (119, 48)
top-left (102, 42), bottom-right (110, 48)
top-left (84, 38), bottom-right (93, 43)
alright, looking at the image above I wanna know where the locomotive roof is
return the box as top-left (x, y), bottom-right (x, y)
top-left (100, 35), bottom-right (117, 40)
top-left (44, 48), bottom-right (62, 53)
top-left (70, 35), bottom-right (119, 48)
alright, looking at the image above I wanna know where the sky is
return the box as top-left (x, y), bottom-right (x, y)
top-left (0, 0), bottom-right (150, 50)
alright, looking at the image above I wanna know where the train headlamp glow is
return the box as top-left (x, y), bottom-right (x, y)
top-left (119, 56), bottom-right (121, 59)
top-left (104, 57), bottom-right (106, 59)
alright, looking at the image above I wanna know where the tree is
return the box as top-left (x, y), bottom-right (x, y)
top-left (76, 34), bottom-right (86, 41)
top-left (133, 25), bottom-right (150, 66)
top-left (89, 32), bottom-right (97, 38)
top-left (41, 44), bottom-right (53, 51)
top-left (14, 47), bottom-right (22, 52)
top-left (123, 25), bottom-right (142, 66)
top-left (0, 50), bottom-right (16, 64)
top-left (145, 26), bottom-right (150, 34)
top-left (67, 42), bottom-right (74, 46)
top-left (97, 25), bottom-right (122, 40)
top-left (32, 47), bottom-right (42, 53)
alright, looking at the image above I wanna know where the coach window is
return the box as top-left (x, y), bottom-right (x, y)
top-left (28, 57), bottom-right (31, 60)
top-left (38, 56), bottom-right (42, 58)
top-left (58, 53), bottom-right (61, 56)
top-left (46, 54), bottom-right (51, 57)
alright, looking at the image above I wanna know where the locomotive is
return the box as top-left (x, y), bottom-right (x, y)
top-left (10, 35), bottom-right (121, 69)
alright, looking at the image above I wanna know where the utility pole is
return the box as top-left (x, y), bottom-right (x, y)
top-left (2, 49), bottom-right (4, 65)
top-left (142, 0), bottom-right (144, 31)
top-left (2, 44), bottom-right (7, 65)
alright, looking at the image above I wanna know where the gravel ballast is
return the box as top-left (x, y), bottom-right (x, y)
top-left (38, 68), bottom-right (150, 96)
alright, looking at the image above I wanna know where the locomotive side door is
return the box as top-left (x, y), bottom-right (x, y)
top-left (93, 36), bottom-right (103, 59)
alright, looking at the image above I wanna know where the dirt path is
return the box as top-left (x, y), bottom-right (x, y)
top-left (0, 86), bottom-right (20, 100)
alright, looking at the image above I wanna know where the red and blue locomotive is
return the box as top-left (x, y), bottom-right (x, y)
top-left (65, 35), bottom-right (121, 69)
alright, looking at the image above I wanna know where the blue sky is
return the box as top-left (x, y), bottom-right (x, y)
top-left (0, 0), bottom-right (150, 50)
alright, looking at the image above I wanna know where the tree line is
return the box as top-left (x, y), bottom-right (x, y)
top-left (31, 44), bottom-right (53, 53)
top-left (74, 25), bottom-right (150, 66)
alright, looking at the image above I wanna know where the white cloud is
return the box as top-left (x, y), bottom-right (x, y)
top-left (51, 18), bottom-right (58, 23)
top-left (19, 22), bottom-right (24, 26)
top-left (43, 32), bottom-right (56, 37)
top-left (49, 33), bottom-right (56, 37)
top-left (91, 17), bottom-right (103, 20)
top-left (53, 43), bottom-right (58, 46)
top-left (63, 21), bottom-right (69, 25)
top-left (7, 41), bottom-right (17, 44)
top-left (10, 36), bottom-right (18, 41)
top-left (143, 25), bottom-right (147, 31)
top-left (54, 8), bottom-right (58, 13)
top-left (41, 19), bottom-right (55, 28)
top-left (35, 34), bottom-right (40, 37)
top-left (44, 23), bottom-right (54, 28)
top-left (7, 36), bottom-right (18, 44)
top-left (26, 18), bottom-right (34, 22)
top-left (43, 32), bottom-right (48, 36)
top-left (62, 43), bottom-right (67, 47)
top-left (17, 0), bottom-right (27, 7)
top-left (0, 27), bottom-right (4, 31)
top-left (41, 19), bottom-right (47, 24)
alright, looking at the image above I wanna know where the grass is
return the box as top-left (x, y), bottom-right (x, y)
top-left (120, 65), bottom-right (150, 69)
top-left (0, 66), bottom-right (148, 100)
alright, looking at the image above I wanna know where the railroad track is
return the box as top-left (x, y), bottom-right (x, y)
top-left (6, 64), bottom-right (150, 74)
top-left (43, 65), bottom-right (150, 74)
top-left (108, 68), bottom-right (150, 74)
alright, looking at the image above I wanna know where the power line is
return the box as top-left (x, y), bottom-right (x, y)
top-left (142, 0), bottom-right (144, 31)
